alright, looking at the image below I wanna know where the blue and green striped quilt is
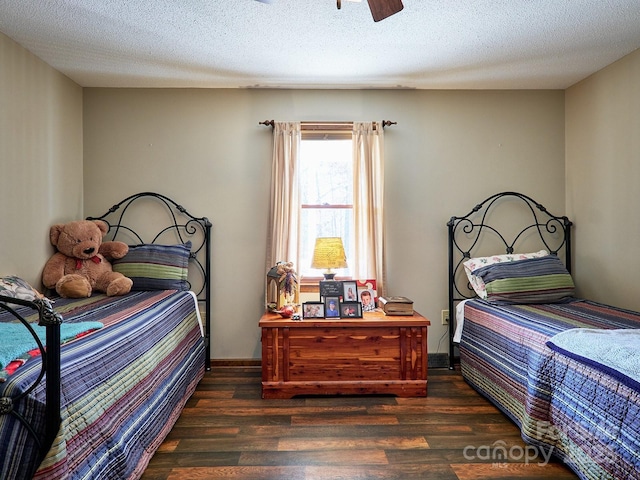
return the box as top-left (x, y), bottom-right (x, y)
top-left (0, 291), bottom-right (205, 480)
top-left (460, 298), bottom-right (640, 480)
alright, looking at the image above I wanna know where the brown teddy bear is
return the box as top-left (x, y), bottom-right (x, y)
top-left (42, 220), bottom-right (133, 298)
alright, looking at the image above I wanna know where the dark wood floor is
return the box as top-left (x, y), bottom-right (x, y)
top-left (141, 366), bottom-right (578, 480)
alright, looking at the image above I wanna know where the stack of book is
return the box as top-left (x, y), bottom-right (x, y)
top-left (377, 296), bottom-right (414, 316)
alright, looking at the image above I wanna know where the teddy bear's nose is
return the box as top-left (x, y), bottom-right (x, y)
top-left (84, 247), bottom-right (95, 255)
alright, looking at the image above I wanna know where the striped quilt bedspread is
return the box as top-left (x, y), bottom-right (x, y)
top-left (0, 290), bottom-right (205, 480)
top-left (460, 298), bottom-right (640, 480)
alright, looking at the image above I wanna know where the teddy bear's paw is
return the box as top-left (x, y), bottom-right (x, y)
top-left (106, 276), bottom-right (134, 297)
top-left (99, 240), bottom-right (129, 260)
top-left (56, 275), bottom-right (92, 299)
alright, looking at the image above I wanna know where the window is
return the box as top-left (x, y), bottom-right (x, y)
top-left (299, 130), bottom-right (354, 279)
top-left (267, 121), bottom-right (386, 294)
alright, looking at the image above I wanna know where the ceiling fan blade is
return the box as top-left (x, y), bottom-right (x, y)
top-left (366, 0), bottom-right (403, 22)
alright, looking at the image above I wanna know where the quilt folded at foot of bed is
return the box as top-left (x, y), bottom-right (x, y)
top-left (546, 328), bottom-right (640, 392)
top-left (0, 290), bottom-right (205, 480)
top-left (461, 299), bottom-right (640, 480)
top-left (527, 341), bottom-right (640, 480)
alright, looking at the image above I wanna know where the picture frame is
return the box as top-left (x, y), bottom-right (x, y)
top-left (339, 301), bottom-right (363, 318)
top-left (302, 302), bottom-right (325, 319)
top-left (358, 288), bottom-right (376, 312)
top-left (342, 281), bottom-right (358, 302)
top-left (320, 280), bottom-right (343, 302)
top-left (356, 279), bottom-right (377, 312)
top-left (324, 296), bottom-right (341, 318)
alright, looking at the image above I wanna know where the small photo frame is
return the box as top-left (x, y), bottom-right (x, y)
top-left (340, 301), bottom-right (363, 318)
top-left (324, 296), bottom-right (341, 318)
top-left (356, 279), bottom-right (377, 311)
top-left (342, 281), bottom-right (358, 302)
top-left (302, 302), bottom-right (325, 319)
top-left (359, 289), bottom-right (376, 312)
top-left (320, 280), bottom-right (343, 302)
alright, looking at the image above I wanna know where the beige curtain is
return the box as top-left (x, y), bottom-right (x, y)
top-left (352, 122), bottom-right (386, 295)
top-left (266, 122), bottom-right (301, 273)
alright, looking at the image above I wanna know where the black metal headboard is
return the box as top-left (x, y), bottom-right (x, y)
top-left (447, 191), bottom-right (572, 369)
top-left (87, 192), bottom-right (212, 369)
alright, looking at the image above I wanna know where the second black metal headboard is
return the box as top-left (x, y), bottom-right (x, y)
top-left (87, 192), bottom-right (212, 369)
top-left (447, 191), bottom-right (572, 369)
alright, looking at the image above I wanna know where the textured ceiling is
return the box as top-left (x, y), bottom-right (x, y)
top-left (1, 0), bottom-right (640, 89)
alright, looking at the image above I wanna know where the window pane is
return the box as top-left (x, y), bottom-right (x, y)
top-left (299, 208), bottom-right (353, 277)
top-left (300, 140), bottom-right (352, 205)
top-left (299, 137), bottom-right (354, 279)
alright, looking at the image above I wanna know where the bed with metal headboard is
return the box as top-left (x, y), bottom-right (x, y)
top-left (88, 191), bottom-right (212, 365)
top-left (0, 192), bottom-right (211, 480)
top-left (447, 191), bottom-right (572, 369)
top-left (447, 191), bottom-right (640, 480)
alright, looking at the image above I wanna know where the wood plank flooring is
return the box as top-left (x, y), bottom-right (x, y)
top-left (141, 366), bottom-right (578, 480)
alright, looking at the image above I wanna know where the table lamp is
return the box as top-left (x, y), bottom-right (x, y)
top-left (311, 237), bottom-right (348, 280)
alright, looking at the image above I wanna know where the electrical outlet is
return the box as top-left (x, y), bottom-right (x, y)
top-left (441, 309), bottom-right (449, 325)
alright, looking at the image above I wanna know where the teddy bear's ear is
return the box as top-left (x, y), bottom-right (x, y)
top-left (92, 220), bottom-right (109, 235)
top-left (49, 224), bottom-right (66, 246)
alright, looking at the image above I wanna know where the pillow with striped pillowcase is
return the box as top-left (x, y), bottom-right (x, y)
top-left (112, 242), bottom-right (191, 291)
top-left (463, 249), bottom-right (549, 299)
top-left (471, 255), bottom-right (575, 304)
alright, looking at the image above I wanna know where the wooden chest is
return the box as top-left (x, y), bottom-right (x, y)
top-left (259, 310), bottom-right (430, 398)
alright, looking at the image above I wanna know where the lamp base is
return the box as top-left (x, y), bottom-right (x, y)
top-left (323, 273), bottom-right (336, 280)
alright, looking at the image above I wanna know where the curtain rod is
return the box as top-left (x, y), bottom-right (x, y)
top-left (258, 120), bottom-right (397, 128)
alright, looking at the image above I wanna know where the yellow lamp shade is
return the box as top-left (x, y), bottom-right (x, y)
top-left (311, 237), bottom-right (347, 279)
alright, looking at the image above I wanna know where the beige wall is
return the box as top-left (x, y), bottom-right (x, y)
top-left (565, 48), bottom-right (640, 311)
top-left (83, 88), bottom-right (565, 359)
top-left (0, 32), bottom-right (83, 288)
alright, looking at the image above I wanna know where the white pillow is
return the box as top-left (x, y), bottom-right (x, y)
top-left (463, 250), bottom-right (549, 298)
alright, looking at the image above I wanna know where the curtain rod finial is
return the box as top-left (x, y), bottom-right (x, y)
top-left (382, 120), bottom-right (397, 128)
top-left (259, 120), bottom-right (275, 128)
